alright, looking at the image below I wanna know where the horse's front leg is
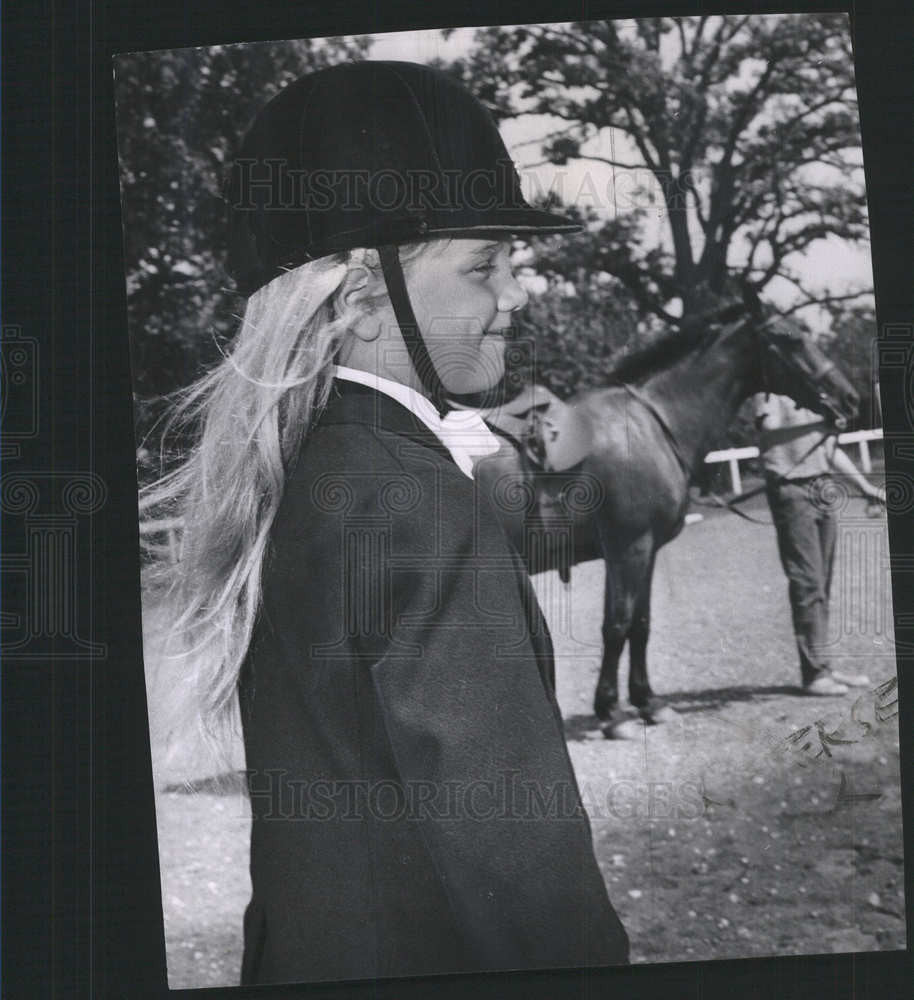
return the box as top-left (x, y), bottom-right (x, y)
top-left (593, 618), bottom-right (626, 726)
top-left (627, 554), bottom-right (677, 724)
top-left (595, 535), bottom-right (653, 739)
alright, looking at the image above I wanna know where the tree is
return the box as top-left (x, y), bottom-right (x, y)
top-left (499, 201), bottom-right (645, 397)
top-left (114, 37), bottom-right (372, 447)
top-left (440, 15), bottom-right (870, 324)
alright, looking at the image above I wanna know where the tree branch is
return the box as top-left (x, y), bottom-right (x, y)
top-left (779, 290), bottom-right (874, 317)
top-left (537, 24), bottom-right (600, 57)
top-left (511, 124), bottom-right (582, 151)
top-left (696, 17), bottom-right (728, 85)
top-left (681, 169), bottom-right (708, 229)
top-left (720, 59), bottom-right (778, 169)
top-left (674, 18), bottom-right (689, 61)
top-left (556, 153), bottom-right (647, 171)
top-left (621, 105), bottom-right (660, 172)
top-left (775, 92), bottom-right (857, 134)
top-left (722, 14), bottom-right (753, 45)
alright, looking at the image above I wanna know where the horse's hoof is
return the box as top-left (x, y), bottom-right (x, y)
top-left (601, 718), bottom-right (645, 740)
top-left (593, 696), bottom-right (617, 722)
top-left (641, 704), bottom-right (679, 724)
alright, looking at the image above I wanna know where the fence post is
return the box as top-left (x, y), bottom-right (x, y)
top-left (858, 438), bottom-right (872, 474)
top-left (729, 457), bottom-right (742, 495)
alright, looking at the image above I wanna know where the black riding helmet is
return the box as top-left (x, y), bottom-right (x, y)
top-left (224, 60), bottom-right (580, 412)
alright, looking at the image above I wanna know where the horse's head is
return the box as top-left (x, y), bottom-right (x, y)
top-left (755, 315), bottom-right (860, 429)
top-left (722, 279), bottom-right (857, 426)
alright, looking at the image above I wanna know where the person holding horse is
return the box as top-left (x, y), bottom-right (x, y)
top-left (755, 392), bottom-right (885, 696)
top-left (141, 61), bottom-right (628, 986)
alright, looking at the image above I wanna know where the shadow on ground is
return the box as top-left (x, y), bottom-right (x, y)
top-left (563, 684), bottom-right (802, 741)
top-left (657, 683), bottom-right (802, 713)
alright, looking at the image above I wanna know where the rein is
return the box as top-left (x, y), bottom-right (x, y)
top-left (698, 428), bottom-right (834, 525)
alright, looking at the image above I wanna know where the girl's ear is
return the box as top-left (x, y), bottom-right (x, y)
top-left (339, 264), bottom-right (373, 312)
top-left (338, 265), bottom-right (386, 344)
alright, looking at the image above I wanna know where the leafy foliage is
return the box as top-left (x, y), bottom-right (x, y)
top-left (511, 270), bottom-right (644, 399)
top-left (114, 37), bottom-right (371, 446)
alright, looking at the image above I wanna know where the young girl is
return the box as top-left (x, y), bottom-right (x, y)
top-left (142, 60), bottom-right (628, 986)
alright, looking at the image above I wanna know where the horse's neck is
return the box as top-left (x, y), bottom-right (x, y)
top-left (637, 326), bottom-right (755, 472)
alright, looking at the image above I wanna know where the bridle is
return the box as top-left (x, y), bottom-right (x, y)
top-left (621, 306), bottom-right (851, 523)
top-left (615, 299), bottom-right (748, 485)
top-left (755, 317), bottom-right (849, 431)
top-left (622, 382), bottom-right (693, 482)
top-left (706, 313), bottom-right (853, 523)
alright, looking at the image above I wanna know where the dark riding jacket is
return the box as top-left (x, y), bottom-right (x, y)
top-left (239, 381), bottom-right (628, 986)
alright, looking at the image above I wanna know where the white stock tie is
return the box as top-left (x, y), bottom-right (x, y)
top-left (332, 365), bottom-right (501, 479)
top-left (435, 407), bottom-right (502, 479)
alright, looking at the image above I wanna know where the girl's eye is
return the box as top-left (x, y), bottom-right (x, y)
top-left (473, 261), bottom-right (497, 275)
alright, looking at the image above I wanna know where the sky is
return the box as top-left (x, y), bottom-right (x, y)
top-left (349, 19), bottom-right (875, 331)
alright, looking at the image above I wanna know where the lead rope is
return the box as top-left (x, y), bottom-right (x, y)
top-left (698, 429), bottom-right (836, 524)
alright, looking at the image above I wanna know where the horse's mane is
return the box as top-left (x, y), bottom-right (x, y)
top-left (604, 319), bottom-right (717, 386)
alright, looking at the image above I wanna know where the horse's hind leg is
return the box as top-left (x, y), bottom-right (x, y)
top-left (628, 554), bottom-right (678, 724)
top-left (627, 554), bottom-right (655, 710)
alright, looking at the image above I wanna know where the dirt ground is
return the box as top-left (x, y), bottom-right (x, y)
top-left (151, 487), bottom-right (906, 989)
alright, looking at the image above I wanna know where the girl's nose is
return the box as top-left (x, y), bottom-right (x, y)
top-left (497, 273), bottom-right (529, 314)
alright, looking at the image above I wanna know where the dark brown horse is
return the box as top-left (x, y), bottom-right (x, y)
top-left (474, 306), bottom-right (859, 738)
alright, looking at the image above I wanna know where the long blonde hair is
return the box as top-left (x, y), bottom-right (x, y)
top-left (140, 244), bottom-right (425, 773)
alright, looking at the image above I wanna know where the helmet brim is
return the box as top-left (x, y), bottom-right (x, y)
top-left (424, 207), bottom-right (582, 240)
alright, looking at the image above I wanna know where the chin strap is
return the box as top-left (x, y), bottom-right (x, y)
top-left (378, 244), bottom-right (450, 416)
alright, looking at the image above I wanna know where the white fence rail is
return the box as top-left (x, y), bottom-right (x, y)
top-left (704, 428), bottom-right (884, 495)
